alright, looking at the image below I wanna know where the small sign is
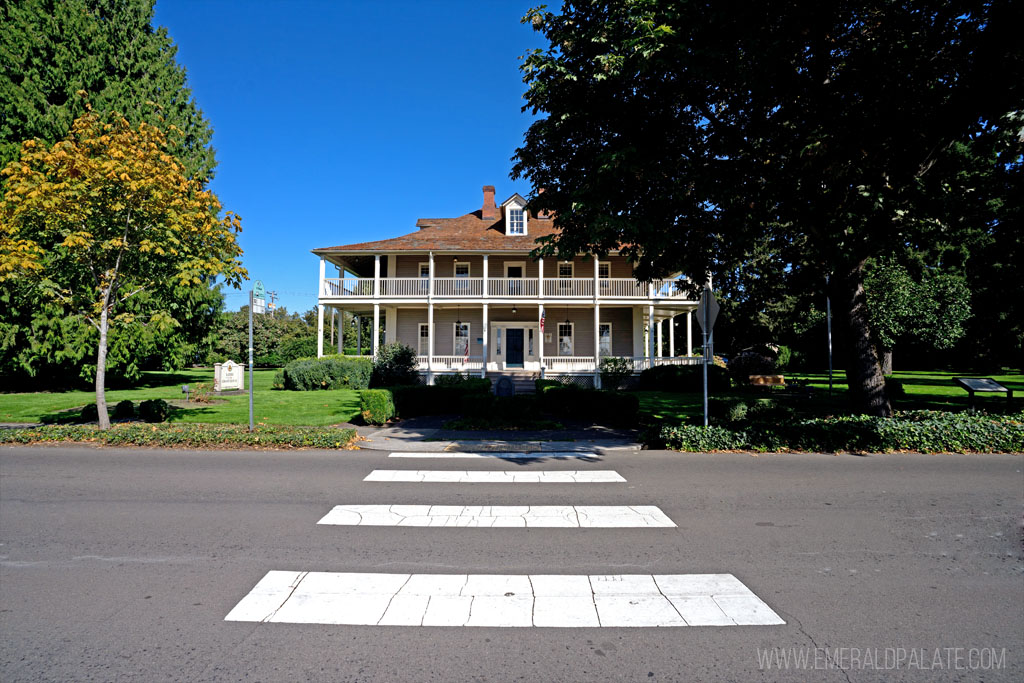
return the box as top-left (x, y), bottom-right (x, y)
top-left (954, 377), bottom-right (1008, 393)
top-left (696, 286), bottom-right (719, 333)
top-left (252, 299), bottom-right (266, 315)
top-left (253, 280), bottom-right (265, 300)
top-left (215, 360), bottom-right (245, 392)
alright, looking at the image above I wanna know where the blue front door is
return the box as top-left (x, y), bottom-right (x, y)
top-left (506, 329), bottom-right (524, 367)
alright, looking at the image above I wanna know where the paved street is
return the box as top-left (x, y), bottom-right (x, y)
top-left (1, 444), bottom-right (1021, 681)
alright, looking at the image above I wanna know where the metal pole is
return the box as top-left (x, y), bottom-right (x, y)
top-left (248, 290), bottom-right (254, 432)
top-left (702, 299), bottom-right (709, 428)
top-left (826, 274), bottom-right (833, 397)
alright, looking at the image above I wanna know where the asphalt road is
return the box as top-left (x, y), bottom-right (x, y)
top-left (1, 444), bottom-right (1021, 682)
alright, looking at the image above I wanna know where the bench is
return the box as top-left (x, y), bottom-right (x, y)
top-left (749, 375), bottom-right (785, 389)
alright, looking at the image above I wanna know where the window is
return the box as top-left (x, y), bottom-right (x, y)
top-left (508, 208), bottom-right (525, 234)
top-left (558, 322), bottom-right (573, 356)
top-left (454, 322), bottom-right (470, 356)
top-left (454, 263), bottom-right (470, 277)
top-left (598, 262), bottom-right (611, 279)
top-left (558, 262), bottom-right (574, 278)
top-left (496, 328), bottom-right (502, 355)
top-left (599, 323), bottom-right (612, 357)
top-left (418, 262), bottom-right (430, 293)
top-left (418, 323), bottom-right (429, 356)
top-left (419, 262), bottom-right (430, 277)
top-left (528, 328), bottom-right (534, 356)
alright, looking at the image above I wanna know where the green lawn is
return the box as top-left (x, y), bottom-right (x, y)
top-left (634, 370), bottom-right (1023, 424)
top-left (0, 369), bottom-right (362, 426)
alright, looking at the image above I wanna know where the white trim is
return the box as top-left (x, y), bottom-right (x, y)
top-left (504, 261), bottom-right (527, 278)
top-left (454, 262), bottom-right (470, 277)
top-left (557, 261), bottom-right (574, 278)
top-left (453, 321), bottom-right (471, 356)
top-left (418, 323), bottom-right (430, 356)
top-left (598, 261), bottom-right (611, 278)
top-left (557, 321), bottom-right (574, 356)
top-left (505, 204), bottom-right (528, 235)
top-left (599, 322), bottom-right (612, 357)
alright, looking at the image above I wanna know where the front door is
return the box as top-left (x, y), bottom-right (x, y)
top-left (506, 328), bottom-right (524, 367)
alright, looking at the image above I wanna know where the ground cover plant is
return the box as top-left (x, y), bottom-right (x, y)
top-left (0, 423), bottom-right (357, 449)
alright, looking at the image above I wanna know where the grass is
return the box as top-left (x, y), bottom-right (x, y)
top-left (0, 368), bottom-right (362, 426)
top-left (633, 370), bottom-right (1023, 424)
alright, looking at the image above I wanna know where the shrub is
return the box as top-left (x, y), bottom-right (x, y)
top-left (360, 389), bottom-right (395, 425)
top-left (537, 386), bottom-right (638, 426)
top-left (138, 399), bottom-right (170, 423)
top-left (775, 345), bottom-right (792, 370)
top-left (459, 392), bottom-right (497, 418)
top-left (435, 374), bottom-right (492, 393)
top-left (282, 356), bottom-right (372, 391)
top-left (371, 342), bottom-right (419, 387)
top-left (113, 400), bottom-right (135, 420)
top-left (279, 336), bottom-right (318, 364)
top-left (79, 403), bottom-right (100, 422)
top-left (535, 378), bottom-right (565, 393)
top-left (637, 364), bottom-right (730, 392)
top-left (652, 424), bottom-right (749, 451)
top-left (599, 357), bottom-right (633, 390)
top-left (272, 370), bottom-right (285, 389)
top-left (727, 350), bottom-right (777, 385)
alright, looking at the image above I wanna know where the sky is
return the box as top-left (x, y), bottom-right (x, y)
top-left (152, 0), bottom-right (543, 315)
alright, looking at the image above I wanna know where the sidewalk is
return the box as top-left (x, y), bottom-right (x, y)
top-left (353, 415), bottom-right (642, 454)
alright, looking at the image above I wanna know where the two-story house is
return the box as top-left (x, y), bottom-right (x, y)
top-left (312, 186), bottom-right (700, 386)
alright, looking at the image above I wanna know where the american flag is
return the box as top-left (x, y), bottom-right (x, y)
top-left (540, 308), bottom-right (546, 333)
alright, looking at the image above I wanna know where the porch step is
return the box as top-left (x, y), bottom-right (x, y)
top-left (486, 373), bottom-right (538, 395)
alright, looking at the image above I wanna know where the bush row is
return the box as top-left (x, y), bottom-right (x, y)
top-left (0, 423), bottom-right (358, 449)
top-left (280, 356), bottom-right (373, 391)
top-left (80, 399), bottom-right (170, 423)
top-left (647, 410), bottom-right (1024, 453)
top-left (536, 385), bottom-right (639, 426)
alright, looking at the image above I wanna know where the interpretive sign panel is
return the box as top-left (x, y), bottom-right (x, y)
top-left (215, 360), bottom-right (245, 392)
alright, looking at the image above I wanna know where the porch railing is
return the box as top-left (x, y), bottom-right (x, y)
top-left (416, 355), bottom-right (484, 371)
top-left (434, 277), bottom-right (484, 297)
top-left (488, 278), bottom-right (539, 297)
top-left (543, 356), bottom-right (596, 371)
top-left (542, 278), bottom-right (593, 297)
top-left (380, 277), bottom-right (429, 296)
top-left (321, 276), bottom-right (695, 300)
top-left (627, 356), bottom-right (703, 371)
top-left (600, 278), bottom-right (648, 297)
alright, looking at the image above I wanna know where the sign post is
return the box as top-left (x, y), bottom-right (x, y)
top-left (696, 285), bottom-right (720, 428)
top-left (248, 289), bottom-right (255, 431)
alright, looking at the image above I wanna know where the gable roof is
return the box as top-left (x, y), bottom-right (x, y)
top-left (313, 208), bottom-right (557, 254)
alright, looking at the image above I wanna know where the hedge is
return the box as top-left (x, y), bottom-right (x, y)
top-left (637, 364), bottom-right (731, 392)
top-left (0, 423), bottom-right (358, 449)
top-left (360, 389), bottom-right (396, 425)
top-left (282, 356), bottom-right (372, 391)
top-left (536, 386), bottom-right (639, 426)
top-left (388, 383), bottom-right (491, 418)
top-left (646, 410), bottom-right (1024, 453)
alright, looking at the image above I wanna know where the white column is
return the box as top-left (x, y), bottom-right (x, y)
top-left (593, 256), bottom-right (600, 300)
top-left (373, 254), bottom-right (380, 297)
top-left (427, 302), bottom-right (434, 385)
top-left (318, 256), bottom-right (326, 298)
top-left (481, 303), bottom-right (489, 378)
top-left (330, 308), bottom-right (335, 350)
top-left (372, 303), bottom-right (380, 357)
top-left (356, 315), bottom-right (361, 355)
top-left (687, 310), bottom-right (693, 356)
top-left (538, 257), bottom-right (544, 299)
top-left (647, 304), bottom-right (655, 360)
top-left (482, 254), bottom-right (489, 299)
top-left (316, 304), bottom-right (324, 358)
top-left (538, 304), bottom-right (545, 378)
top-left (593, 303), bottom-right (601, 388)
top-left (669, 314), bottom-right (675, 357)
top-left (656, 318), bottom-right (663, 358)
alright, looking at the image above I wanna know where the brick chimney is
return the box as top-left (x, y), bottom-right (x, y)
top-left (481, 185), bottom-right (498, 220)
top-left (536, 187), bottom-right (551, 219)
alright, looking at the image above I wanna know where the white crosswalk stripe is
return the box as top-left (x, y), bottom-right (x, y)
top-left (364, 469), bottom-right (626, 483)
top-left (317, 504), bottom-right (675, 528)
top-left (225, 571), bottom-right (785, 627)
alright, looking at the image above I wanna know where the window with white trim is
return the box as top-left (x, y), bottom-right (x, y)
top-left (454, 262), bottom-right (469, 277)
top-left (454, 322), bottom-right (470, 356)
top-left (528, 328), bottom-right (534, 356)
top-left (508, 208), bottom-right (525, 234)
top-left (496, 328), bottom-right (502, 355)
top-left (419, 262), bottom-right (429, 277)
top-left (558, 261), bottom-right (574, 278)
top-left (598, 262), bottom-right (611, 279)
top-left (558, 322), bottom-right (573, 356)
top-left (599, 323), bottom-right (612, 357)
top-left (418, 323), bottom-right (429, 356)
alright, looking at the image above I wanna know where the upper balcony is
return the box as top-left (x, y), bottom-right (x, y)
top-left (319, 276), bottom-right (694, 302)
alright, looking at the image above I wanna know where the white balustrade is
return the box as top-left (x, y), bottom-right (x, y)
top-left (542, 278), bottom-right (594, 297)
top-left (380, 277), bottom-right (430, 297)
top-left (421, 355), bottom-right (484, 370)
top-left (488, 278), bottom-right (538, 297)
top-left (651, 279), bottom-right (690, 299)
top-left (543, 356), bottom-right (596, 371)
top-left (433, 277), bottom-right (484, 297)
top-left (599, 278), bottom-right (648, 298)
top-left (322, 278), bottom-right (373, 296)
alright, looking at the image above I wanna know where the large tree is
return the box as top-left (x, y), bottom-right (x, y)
top-left (513, 0), bottom-right (1023, 415)
top-left (1, 112), bottom-right (246, 428)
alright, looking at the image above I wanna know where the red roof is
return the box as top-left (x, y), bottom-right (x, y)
top-left (314, 211), bottom-right (558, 253)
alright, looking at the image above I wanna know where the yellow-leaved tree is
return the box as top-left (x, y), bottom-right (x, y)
top-left (0, 111), bottom-right (247, 429)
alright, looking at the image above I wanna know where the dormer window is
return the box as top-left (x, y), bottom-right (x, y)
top-left (509, 208), bottom-right (525, 235)
top-left (501, 193), bottom-right (530, 236)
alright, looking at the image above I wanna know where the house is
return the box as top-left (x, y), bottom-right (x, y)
top-left (312, 185), bottom-right (701, 386)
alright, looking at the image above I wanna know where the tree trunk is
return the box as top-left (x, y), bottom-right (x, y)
top-left (838, 260), bottom-right (892, 417)
top-left (95, 301), bottom-right (111, 430)
top-left (881, 348), bottom-right (893, 376)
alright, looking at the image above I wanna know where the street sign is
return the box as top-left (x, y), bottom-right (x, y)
top-left (253, 280), bottom-right (265, 300)
top-left (696, 286), bottom-right (719, 332)
top-left (252, 299), bottom-right (266, 315)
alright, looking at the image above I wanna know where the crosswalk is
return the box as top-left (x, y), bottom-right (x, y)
top-left (225, 451), bottom-right (785, 628)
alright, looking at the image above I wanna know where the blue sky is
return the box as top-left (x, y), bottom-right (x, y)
top-left (152, 0), bottom-right (542, 314)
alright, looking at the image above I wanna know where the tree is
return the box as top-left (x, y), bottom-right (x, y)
top-left (0, 112), bottom-right (246, 428)
top-left (0, 0), bottom-right (215, 183)
top-left (864, 259), bottom-right (971, 374)
top-left (513, 1), bottom-right (1022, 415)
